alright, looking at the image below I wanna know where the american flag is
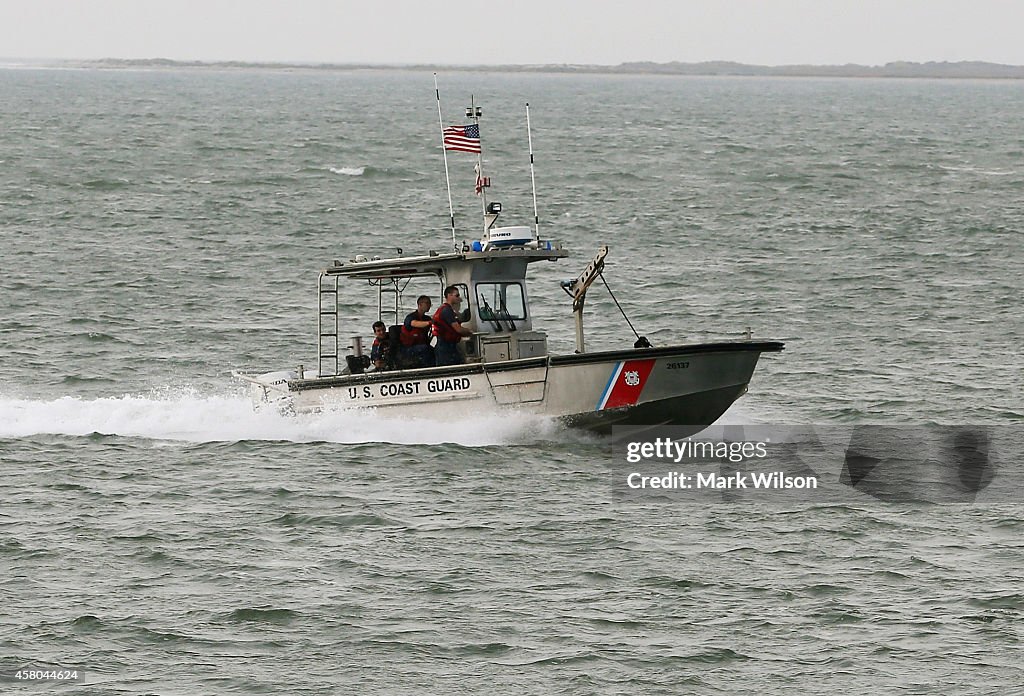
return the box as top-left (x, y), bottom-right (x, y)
top-left (443, 124), bottom-right (482, 153)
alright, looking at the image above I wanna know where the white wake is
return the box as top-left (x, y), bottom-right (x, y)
top-left (0, 388), bottom-right (566, 446)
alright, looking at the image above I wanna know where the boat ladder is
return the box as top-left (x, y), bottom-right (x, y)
top-left (317, 273), bottom-right (340, 377)
top-left (377, 279), bottom-right (403, 327)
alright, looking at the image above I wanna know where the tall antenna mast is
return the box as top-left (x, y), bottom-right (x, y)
top-left (466, 96), bottom-right (487, 237)
top-left (526, 102), bottom-right (540, 239)
top-left (434, 74), bottom-right (457, 250)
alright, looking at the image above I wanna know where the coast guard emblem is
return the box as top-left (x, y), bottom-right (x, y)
top-left (597, 359), bottom-right (656, 411)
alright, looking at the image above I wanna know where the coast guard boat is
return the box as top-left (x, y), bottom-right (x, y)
top-left (235, 95), bottom-right (783, 434)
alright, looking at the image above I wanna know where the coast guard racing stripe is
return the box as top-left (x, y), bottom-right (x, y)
top-left (596, 359), bottom-right (656, 411)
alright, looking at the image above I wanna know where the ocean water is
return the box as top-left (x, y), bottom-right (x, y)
top-left (1, 67), bottom-right (1022, 693)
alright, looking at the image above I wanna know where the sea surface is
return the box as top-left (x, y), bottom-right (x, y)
top-left (1, 67), bottom-right (1022, 694)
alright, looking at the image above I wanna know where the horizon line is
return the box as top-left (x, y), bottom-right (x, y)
top-left (4, 56), bottom-right (1024, 68)
top-left (4, 57), bottom-right (1024, 80)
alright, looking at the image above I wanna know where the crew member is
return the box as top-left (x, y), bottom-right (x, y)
top-left (399, 295), bottom-right (435, 368)
top-left (369, 321), bottom-right (392, 371)
top-left (432, 285), bottom-right (473, 366)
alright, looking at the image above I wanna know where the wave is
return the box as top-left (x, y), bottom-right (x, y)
top-left (80, 178), bottom-right (132, 190)
top-left (938, 164), bottom-right (1017, 177)
top-left (321, 164), bottom-right (424, 180)
top-left (328, 165), bottom-right (365, 176)
top-left (0, 388), bottom-right (565, 446)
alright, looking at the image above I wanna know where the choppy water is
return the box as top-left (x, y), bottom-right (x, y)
top-left (1, 67), bottom-right (1022, 693)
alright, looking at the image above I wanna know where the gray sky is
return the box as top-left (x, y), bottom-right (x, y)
top-left (2, 0), bottom-right (1024, 66)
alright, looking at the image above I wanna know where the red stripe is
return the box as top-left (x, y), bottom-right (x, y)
top-left (602, 359), bottom-right (656, 409)
top-left (444, 139), bottom-right (481, 153)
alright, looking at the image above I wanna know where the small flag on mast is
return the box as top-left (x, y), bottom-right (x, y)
top-left (474, 161), bottom-right (491, 195)
top-left (443, 124), bottom-right (482, 153)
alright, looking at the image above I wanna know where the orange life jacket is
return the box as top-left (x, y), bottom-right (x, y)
top-left (399, 312), bottom-right (430, 346)
top-left (431, 305), bottom-right (462, 343)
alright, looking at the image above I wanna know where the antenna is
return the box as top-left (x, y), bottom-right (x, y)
top-left (434, 74), bottom-right (457, 250)
top-left (466, 96), bottom-right (488, 237)
top-left (526, 102), bottom-right (540, 240)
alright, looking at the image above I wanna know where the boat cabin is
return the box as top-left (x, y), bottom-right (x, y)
top-left (317, 237), bottom-right (568, 376)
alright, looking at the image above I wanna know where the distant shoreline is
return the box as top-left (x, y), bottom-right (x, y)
top-left (6, 58), bottom-right (1024, 79)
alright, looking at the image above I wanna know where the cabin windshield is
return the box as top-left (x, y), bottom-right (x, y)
top-left (476, 282), bottom-right (526, 321)
top-left (452, 283), bottom-right (471, 321)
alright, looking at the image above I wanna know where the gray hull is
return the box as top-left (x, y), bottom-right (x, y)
top-left (560, 385), bottom-right (749, 435)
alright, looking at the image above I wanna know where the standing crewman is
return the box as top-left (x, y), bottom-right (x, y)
top-left (399, 295), bottom-right (435, 368)
top-left (432, 286), bottom-right (473, 366)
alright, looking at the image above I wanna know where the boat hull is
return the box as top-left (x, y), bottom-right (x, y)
top-left (244, 341), bottom-right (783, 434)
top-left (559, 384), bottom-right (749, 435)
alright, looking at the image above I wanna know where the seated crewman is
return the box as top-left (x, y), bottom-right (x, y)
top-left (369, 321), bottom-right (393, 371)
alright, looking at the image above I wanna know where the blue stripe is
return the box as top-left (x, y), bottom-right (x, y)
top-left (595, 361), bottom-right (623, 411)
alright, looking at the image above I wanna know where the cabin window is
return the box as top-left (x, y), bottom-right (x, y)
top-left (475, 282), bottom-right (526, 321)
top-left (455, 283), bottom-right (471, 320)
top-left (377, 276), bottom-right (444, 326)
